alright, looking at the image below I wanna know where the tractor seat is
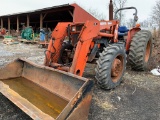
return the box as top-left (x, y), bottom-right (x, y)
top-left (118, 26), bottom-right (129, 36)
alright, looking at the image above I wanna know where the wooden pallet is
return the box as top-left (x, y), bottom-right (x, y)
top-left (18, 39), bottom-right (39, 44)
top-left (38, 41), bottom-right (49, 48)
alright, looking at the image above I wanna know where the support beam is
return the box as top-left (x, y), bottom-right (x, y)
top-left (68, 10), bottom-right (73, 17)
top-left (1, 18), bottom-right (3, 29)
top-left (17, 16), bottom-right (19, 32)
top-left (43, 13), bottom-right (48, 20)
top-left (40, 13), bottom-right (48, 29)
top-left (40, 13), bottom-right (43, 29)
top-left (27, 14), bottom-right (30, 27)
top-left (8, 17), bottom-right (10, 35)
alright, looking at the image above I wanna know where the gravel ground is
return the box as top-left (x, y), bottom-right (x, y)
top-left (0, 93), bottom-right (32, 120)
top-left (0, 40), bottom-right (160, 120)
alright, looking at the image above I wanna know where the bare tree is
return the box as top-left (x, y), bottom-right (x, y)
top-left (126, 18), bottom-right (134, 28)
top-left (151, 0), bottom-right (160, 37)
top-left (113, 0), bottom-right (127, 25)
top-left (87, 8), bottom-right (105, 20)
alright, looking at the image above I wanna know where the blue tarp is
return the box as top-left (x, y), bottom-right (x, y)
top-left (40, 29), bottom-right (45, 41)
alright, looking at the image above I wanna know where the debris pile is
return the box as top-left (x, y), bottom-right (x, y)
top-left (151, 66), bottom-right (160, 76)
top-left (3, 36), bottom-right (19, 45)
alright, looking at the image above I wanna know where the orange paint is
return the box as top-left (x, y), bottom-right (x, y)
top-left (126, 27), bottom-right (141, 51)
top-left (45, 22), bottom-right (71, 66)
top-left (69, 21), bottom-right (100, 76)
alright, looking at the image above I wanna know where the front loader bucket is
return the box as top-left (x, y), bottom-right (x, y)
top-left (0, 58), bottom-right (93, 120)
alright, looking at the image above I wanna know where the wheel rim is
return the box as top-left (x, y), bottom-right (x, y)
top-left (111, 55), bottom-right (124, 83)
top-left (145, 39), bottom-right (151, 62)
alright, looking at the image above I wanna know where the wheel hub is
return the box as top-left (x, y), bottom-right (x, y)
top-left (111, 58), bottom-right (123, 83)
top-left (145, 40), bottom-right (151, 62)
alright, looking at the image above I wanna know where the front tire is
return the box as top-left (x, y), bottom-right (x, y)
top-left (95, 44), bottom-right (126, 89)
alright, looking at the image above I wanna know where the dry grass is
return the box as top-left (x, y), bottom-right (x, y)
top-left (92, 93), bottom-right (116, 110)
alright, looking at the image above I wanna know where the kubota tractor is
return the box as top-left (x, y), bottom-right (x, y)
top-left (44, 7), bottom-right (152, 89)
top-left (0, 7), bottom-right (152, 120)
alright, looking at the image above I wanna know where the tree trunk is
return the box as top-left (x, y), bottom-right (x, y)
top-left (158, 24), bottom-right (160, 38)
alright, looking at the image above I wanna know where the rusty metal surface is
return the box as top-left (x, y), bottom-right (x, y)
top-left (65, 85), bottom-right (93, 120)
top-left (0, 58), bottom-right (93, 120)
top-left (111, 54), bottom-right (124, 83)
top-left (50, 63), bottom-right (70, 72)
top-left (111, 58), bottom-right (121, 77)
top-left (66, 95), bottom-right (92, 120)
top-left (21, 58), bottom-right (85, 101)
top-left (0, 60), bottom-right (23, 79)
top-left (0, 81), bottom-right (54, 120)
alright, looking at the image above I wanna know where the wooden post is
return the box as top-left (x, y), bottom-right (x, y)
top-left (8, 17), bottom-right (10, 35)
top-left (17, 16), bottom-right (19, 32)
top-left (40, 13), bottom-right (43, 29)
top-left (1, 18), bottom-right (3, 29)
top-left (27, 14), bottom-right (30, 27)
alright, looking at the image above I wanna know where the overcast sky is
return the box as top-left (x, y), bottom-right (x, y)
top-left (0, 0), bottom-right (157, 22)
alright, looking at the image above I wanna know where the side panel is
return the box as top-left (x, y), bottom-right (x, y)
top-left (57, 80), bottom-right (94, 120)
top-left (66, 91), bottom-right (92, 120)
top-left (0, 59), bottom-right (23, 79)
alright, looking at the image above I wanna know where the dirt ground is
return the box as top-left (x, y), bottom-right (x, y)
top-left (0, 39), bottom-right (160, 120)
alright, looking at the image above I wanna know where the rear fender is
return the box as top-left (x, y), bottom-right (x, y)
top-left (126, 27), bottom-right (141, 52)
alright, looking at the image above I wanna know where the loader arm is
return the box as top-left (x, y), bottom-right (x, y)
top-left (44, 22), bottom-right (71, 66)
top-left (69, 21), bottom-right (100, 76)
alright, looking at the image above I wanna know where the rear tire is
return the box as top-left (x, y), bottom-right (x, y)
top-left (128, 30), bottom-right (152, 70)
top-left (95, 44), bottom-right (126, 89)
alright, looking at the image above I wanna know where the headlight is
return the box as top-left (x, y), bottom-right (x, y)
top-left (71, 26), bottom-right (76, 32)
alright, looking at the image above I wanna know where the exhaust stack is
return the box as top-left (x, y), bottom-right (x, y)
top-left (109, 0), bottom-right (113, 20)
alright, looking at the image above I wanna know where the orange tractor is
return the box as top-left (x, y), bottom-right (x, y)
top-left (44, 7), bottom-right (152, 89)
top-left (0, 6), bottom-right (152, 120)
